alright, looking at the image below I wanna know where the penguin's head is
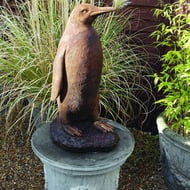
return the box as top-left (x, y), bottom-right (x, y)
top-left (69, 3), bottom-right (115, 25)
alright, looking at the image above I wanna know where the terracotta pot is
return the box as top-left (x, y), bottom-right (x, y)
top-left (156, 115), bottom-right (190, 190)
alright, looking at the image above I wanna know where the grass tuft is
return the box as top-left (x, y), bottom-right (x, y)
top-left (0, 0), bottom-right (154, 140)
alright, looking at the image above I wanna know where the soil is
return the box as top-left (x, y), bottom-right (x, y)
top-left (0, 117), bottom-right (169, 190)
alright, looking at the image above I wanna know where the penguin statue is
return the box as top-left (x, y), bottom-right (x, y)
top-left (50, 3), bottom-right (119, 152)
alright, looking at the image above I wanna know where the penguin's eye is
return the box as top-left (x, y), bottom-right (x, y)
top-left (81, 9), bottom-right (88, 14)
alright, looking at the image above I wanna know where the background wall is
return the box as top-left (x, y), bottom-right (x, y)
top-left (111, 0), bottom-right (175, 133)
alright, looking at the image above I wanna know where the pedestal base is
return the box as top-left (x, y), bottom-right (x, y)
top-left (31, 119), bottom-right (135, 190)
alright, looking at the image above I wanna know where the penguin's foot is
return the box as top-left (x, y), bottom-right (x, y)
top-left (94, 121), bottom-right (114, 133)
top-left (64, 125), bottom-right (82, 137)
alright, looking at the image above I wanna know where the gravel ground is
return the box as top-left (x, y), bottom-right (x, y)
top-left (0, 117), bottom-right (169, 190)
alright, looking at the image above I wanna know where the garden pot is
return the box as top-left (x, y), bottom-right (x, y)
top-left (156, 115), bottom-right (190, 190)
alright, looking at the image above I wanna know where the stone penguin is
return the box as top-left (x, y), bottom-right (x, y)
top-left (51, 3), bottom-right (115, 136)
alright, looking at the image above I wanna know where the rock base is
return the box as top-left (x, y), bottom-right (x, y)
top-left (50, 118), bottom-right (119, 152)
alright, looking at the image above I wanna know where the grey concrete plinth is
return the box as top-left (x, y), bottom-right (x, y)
top-left (31, 119), bottom-right (135, 190)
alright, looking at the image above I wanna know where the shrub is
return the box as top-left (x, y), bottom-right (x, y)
top-left (0, 0), bottom-right (154, 139)
top-left (151, 0), bottom-right (190, 135)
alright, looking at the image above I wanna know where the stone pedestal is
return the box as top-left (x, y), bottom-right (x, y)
top-left (31, 119), bottom-right (135, 190)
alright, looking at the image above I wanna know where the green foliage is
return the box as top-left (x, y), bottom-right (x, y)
top-left (0, 0), bottom-right (153, 139)
top-left (151, 0), bottom-right (190, 136)
top-left (113, 0), bottom-right (130, 9)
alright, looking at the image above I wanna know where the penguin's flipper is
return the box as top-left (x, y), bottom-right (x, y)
top-left (50, 44), bottom-right (66, 101)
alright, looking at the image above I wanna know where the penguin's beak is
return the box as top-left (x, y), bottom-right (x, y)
top-left (90, 6), bottom-right (116, 16)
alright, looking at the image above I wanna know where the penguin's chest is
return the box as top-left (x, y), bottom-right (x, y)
top-left (65, 33), bottom-right (103, 96)
top-left (62, 34), bottom-right (102, 109)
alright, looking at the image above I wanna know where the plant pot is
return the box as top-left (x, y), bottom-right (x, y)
top-left (156, 115), bottom-right (190, 190)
